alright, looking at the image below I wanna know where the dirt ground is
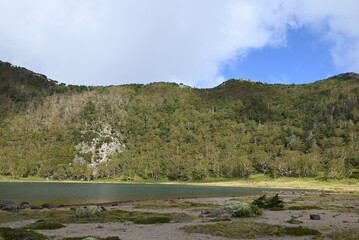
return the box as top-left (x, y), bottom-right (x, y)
top-left (1, 192), bottom-right (358, 240)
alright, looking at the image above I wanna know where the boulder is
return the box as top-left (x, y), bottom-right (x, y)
top-left (76, 205), bottom-right (103, 217)
top-left (30, 205), bottom-right (44, 210)
top-left (210, 200), bottom-right (252, 218)
top-left (310, 214), bottom-right (321, 220)
top-left (0, 200), bottom-right (27, 211)
top-left (2, 203), bottom-right (21, 211)
top-left (0, 200), bottom-right (12, 208)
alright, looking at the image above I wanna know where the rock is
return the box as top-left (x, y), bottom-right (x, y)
top-left (310, 214), bottom-right (321, 220)
top-left (20, 202), bottom-right (30, 209)
top-left (2, 203), bottom-right (21, 211)
top-left (30, 205), bottom-right (44, 210)
top-left (0, 200), bottom-right (12, 208)
top-left (210, 200), bottom-right (252, 218)
top-left (76, 205), bottom-right (103, 217)
top-left (41, 203), bottom-right (50, 208)
top-left (201, 210), bottom-right (211, 214)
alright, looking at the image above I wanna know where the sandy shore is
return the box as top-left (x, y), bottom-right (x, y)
top-left (1, 192), bottom-right (359, 240)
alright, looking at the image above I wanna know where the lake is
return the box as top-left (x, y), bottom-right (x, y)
top-left (0, 182), bottom-right (303, 205)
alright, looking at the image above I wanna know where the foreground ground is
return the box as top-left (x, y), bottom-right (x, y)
top-left (1, 191), bottom-right (359, 240)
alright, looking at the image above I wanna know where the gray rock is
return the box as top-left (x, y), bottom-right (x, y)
top-left (210, 200), bottom-right (252, 218)
top-left (310, 214), bottom-right (321, 220)
top-left (76, 205), bottom-right (103, 217)
top-left (0, 200), bottom-right (12, 208)
top-left (2, 203), bottom-right (21, 211)
top-left (30, 205), bottom-right (44, 210)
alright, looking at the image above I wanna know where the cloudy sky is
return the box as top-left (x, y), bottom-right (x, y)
top-left (0, 0), bottom-right (358, 88)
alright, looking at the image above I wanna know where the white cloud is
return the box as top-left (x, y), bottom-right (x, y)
top-left (0, 0), bottom-right (358, 87)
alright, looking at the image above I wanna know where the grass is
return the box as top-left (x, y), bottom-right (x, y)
top-left (198, 174), bottom-right (359, 191)
top-left (0, 209), bottom-right (194, 225)
top-left (20, 220), bottom-right (65, 230)
top-left (288, 205), bottom-right (323, 210)
top-left (281, 226), bottom-right (321, 236)
top-left (133, 200), bottom-right (219, 210)
top-left (0, 227), bottom-right (47, 240)
top-left (2, 173), bottom-right (358, 191)
top-left (328, 228), bottom-right (359, 240)
top-left (181, 221), bottom-right (321, 239)
top-left (283, 192), bottom-right (359, 213)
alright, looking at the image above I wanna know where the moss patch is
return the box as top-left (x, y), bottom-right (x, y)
top-left (328, 228), bottom-right (359, 240)
top-left (0, 209), bottom-right (193, 225)
top-left (21, 221), bottom-right (65, 230)
top-left (131, 216), bottom-right (171, 224)
top-left (0, 227), bottom-right (47, 240)
top-left (288, 205), bottom-right (322, 210)
top-left (181, 221), bottom-right (282, 239)
top-left (133, 200), bottom-right (219, 210)
top-left (181, 221), bottom-right (321, 239)
top-left (280, 226), bottom-right (321, 236)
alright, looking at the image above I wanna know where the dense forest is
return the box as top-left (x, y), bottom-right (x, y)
top-left (0, 60), bottom-right (358, 181)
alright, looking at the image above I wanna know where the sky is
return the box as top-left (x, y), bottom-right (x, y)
top-left (0, 0), bottom-right (359, 88)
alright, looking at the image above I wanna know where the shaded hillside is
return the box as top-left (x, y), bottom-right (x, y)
top-left (0, 60), bottom-right (92, 119)
top-left (0, 62), bottom-right (358, 181)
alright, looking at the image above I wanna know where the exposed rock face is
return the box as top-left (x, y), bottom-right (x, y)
top-left (74, 126), bottom-right (124, 166)
top-left (76, 205), bottom-right (103, 217)
top-left (210, 200), bottom-right (251, 218)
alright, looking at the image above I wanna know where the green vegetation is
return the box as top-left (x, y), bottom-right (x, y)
top-left (329, 228), bottom-right (359, 240)
top-left (133, 200), bottom-right (219, 209)
top-left (285, 215), bottom-right (303, 224)
top-left (0, 227), bottom-right (47, 240)
top-left (281, 226), bottom-right (321, 236)
top-left (232, 204), bottom-right (262, 217)
top-left (252, 194), bottom-right (284, 210)
top-left (131, 216), bottom-right (171, 224)
top-left (20, 220), bottom-right (65, 230)
top-left (0, 209), bottom-right (193, 225)
top-left (288, 205), bottom-right (322, 210)
top-left (181, 221), bottom-right (321, 238)
top-left (0, 61), bottom-right (359, 183)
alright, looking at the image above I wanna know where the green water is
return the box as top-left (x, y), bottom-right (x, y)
top-left (0, 182), bottom-right (302, 205)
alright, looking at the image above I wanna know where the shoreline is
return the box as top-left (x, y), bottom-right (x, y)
top-left (1, 178), bottom-right (358, 192)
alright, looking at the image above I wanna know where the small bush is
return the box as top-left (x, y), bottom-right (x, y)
top-left (233, 204), bottom-right (262, 217)
top-left (252, 194), bottom-right (284, 210)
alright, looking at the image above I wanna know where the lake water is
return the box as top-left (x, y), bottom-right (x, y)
top-left (0, 182), bottom-right (303, 205)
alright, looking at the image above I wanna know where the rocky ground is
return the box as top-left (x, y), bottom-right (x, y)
top-left (1, 191), bottom-right (359, 240)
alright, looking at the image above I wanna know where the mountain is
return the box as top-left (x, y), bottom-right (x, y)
top-left (0, 61), bottom-right (358, 181)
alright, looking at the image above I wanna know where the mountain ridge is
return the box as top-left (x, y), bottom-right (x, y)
top-left (0, 60), bottom-right (358, 181)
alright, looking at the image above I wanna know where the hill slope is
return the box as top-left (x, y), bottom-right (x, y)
top-left (0, 61), bottom-right (358, 181)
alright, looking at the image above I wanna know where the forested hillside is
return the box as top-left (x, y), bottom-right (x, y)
top-left (0, 60), bottom-right (358, 181)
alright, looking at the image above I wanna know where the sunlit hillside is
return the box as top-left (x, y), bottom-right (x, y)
top-left (0, 61), bottom-right (358, 181)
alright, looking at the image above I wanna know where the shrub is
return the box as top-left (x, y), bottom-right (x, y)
top-left (252, 194), bottom-right (284, 210)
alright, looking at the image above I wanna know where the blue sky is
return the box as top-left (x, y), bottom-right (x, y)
top-left (0, 1), bottom-right (359, 88)
top-left (220, 27), bottom-right (338, 85)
